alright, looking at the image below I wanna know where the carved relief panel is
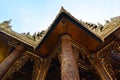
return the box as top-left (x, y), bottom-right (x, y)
top-left (98, 41), bottom-right (120, 79)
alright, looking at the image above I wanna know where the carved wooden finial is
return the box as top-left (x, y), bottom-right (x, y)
top-left (0, 19), bottom-right (12, 29)
top-left (3, 19), bottom-right (12, 24)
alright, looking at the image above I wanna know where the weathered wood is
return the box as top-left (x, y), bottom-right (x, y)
top-left (60, 35), bottom-right (80, 80)
top-left (114, 28), bottom-right (120, 40)
top-left (93, 57), bottom-right (113, 80)
top-left (37, 58), bottom-right (51, 80)
top-left (0, 45), bottom-right (26, 79)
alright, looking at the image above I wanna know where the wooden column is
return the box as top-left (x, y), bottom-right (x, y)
top-left (60, 35), bottom-right (80, 80)
top-left (0, 45), bottom-right (26, 79)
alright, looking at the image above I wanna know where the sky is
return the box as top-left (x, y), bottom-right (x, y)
top-left (0, 0), bottom-right (120, 34)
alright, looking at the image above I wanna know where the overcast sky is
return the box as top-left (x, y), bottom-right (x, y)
top-left (0, 0), bottom-right (120, 34)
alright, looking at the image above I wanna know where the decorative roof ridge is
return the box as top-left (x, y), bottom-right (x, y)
top-left (79, 15), bottom-right (120, 40)
top-left (0, 20), bottom-right (46, 48)
top-left (100, 16), bottom-right (120, 39)
top-left (81, 21), bottom-right (104, 35)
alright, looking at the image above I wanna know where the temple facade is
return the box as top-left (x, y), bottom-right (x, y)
top-left (0, 7), bottom-right (120, 80)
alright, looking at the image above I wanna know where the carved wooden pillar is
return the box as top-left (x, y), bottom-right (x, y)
top-left (0, 45), bottom-right (26, 79)
top-left (60, 35), bottom-right (80, 80)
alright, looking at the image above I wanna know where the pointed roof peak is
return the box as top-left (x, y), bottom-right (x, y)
top-left (59, 6), bottom-right (67, 13)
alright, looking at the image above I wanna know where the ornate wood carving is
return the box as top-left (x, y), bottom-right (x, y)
top-left (37, 58), bottom-right (52, 80)
top-left (98, 41), bottom-right (120, 80)
top-left (72, 42), bottom-right (100, 80)
top-left (72, 44), bottom-right (92, 71)
top-left (32, 57), bottom-right (42, 80)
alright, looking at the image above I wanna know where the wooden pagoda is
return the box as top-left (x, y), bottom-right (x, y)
top-left (0, 7), bottom-right (120, 80)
